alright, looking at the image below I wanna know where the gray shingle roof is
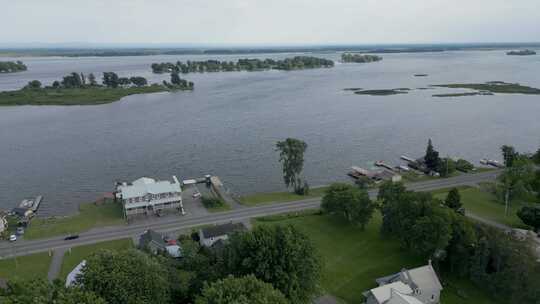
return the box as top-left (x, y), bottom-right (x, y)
top-left (201, 223), bottom-right (246, 239)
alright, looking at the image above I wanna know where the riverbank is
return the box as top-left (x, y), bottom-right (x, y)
top-left (0, 85), bottom-right (180, 106)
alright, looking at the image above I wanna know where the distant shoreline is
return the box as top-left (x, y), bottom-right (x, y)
top-left (1, 43), bottom-right (539, 58)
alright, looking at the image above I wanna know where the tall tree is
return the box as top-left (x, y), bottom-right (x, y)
top-left (223, 225), bottom-right (321, 303)
top-left (77, 249), bottom-right (171, 304)
top-left (171, 71), bottom-right (182, 85)
top-left (322, 183), bottom-right (375, 229)
top-left (195, 275), bottom-right (289, 304)
top-left (445, 188), bottom-right (463, 213)
top-left (501, 145), bottom-right (517, 167)
top-left (87, 73), bottom-right (97, 86)
top-left (102, 72), bottom-right (119, 88)
top-left (498, 155), bottom-right (534, 215)
top-left (276, 138), bottom-right (308, 194)
top-left (424, 139), bottom-right (440, 172)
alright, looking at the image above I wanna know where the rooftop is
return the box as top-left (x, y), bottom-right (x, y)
top-left (118, 176), bottom-right (181, 200)
top-left (200, 222), bottom-right (247, 239)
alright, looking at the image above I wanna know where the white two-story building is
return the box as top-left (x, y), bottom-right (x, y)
top-left (116, 176), bottom-right (183, 218)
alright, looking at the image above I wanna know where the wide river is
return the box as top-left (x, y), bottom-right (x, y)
top-left (1, 50), bottom-right (539, 216)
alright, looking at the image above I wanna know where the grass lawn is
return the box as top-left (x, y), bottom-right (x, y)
top-left (433, 187), bottom-right (532, 228)
top-left (240, 186), bottom-right (329, 206)
top-left (254, 213), bottom-right (502, 304)
top-left (0, 252), bottom-right (52, 281)
top-left (59, 238), bottom-right (133, 280)
top-left (206, 203), bottom-right (232, 213)
top-left (25, 202), bottom-right (125, 240)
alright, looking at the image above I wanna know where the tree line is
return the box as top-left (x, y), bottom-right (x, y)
top-left (151, 56), bottom-right (334, 74)
top-left (377, 181), bottom-right (539, 303)
top-left (21, 72), bottom-right (193, 91)
top-left (0, 61), bottom-right (27, 73)
top-left (341, 53), bottom-right (383, 63)
top-left (0, 224), bottom-right (322, 304)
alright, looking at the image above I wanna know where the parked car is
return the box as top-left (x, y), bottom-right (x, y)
top-left (192, 192), bottom-right (201, 198)
top-left (16, 227), bottom-right (25, 235)
top-left (64, 234), bottom-right (79, 241)
top-left (9, 234), bottom-right (17, 242)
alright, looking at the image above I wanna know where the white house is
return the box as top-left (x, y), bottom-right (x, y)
top-left (116, 176), bottom-right (183, 218)
top-left (363, 262), bottom-right (443, 304)
top-left (198, 222), bottom-right (247, 247)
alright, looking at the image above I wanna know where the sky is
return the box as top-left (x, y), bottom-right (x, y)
top-left (1, 0), bottom-right (539, 46)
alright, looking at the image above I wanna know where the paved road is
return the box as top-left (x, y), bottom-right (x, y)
top-left (0, 170), bottom-right (499, 259)
top-left (47, 248), bottom-right (66, 281)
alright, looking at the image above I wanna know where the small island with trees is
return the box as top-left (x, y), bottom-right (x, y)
top-left (341, 53), bottom-right (383, 63)
top-left (151, 56), bottom-right (334, 74)
top-left (506, 49), bottom-right (537, 56)
top-left (432, 81), bottom-right (540, 97)
top-left (0, 61), bottom-right (27, 73)
top-left (0, 71), bottom-right (193, 106)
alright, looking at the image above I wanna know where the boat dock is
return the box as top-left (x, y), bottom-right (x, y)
top-left (374, 161), bottom-right (395, 171)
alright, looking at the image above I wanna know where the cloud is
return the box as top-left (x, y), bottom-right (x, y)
top-left (1, 0), bottom-right (539, 45)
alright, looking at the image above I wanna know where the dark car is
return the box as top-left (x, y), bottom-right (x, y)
top-left (64, 234), bottom-right (79, 241)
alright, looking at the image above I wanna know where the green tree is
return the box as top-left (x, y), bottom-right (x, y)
top-left (171, 71), bottom-right (182, 85)
top-left (498, 155), bottom-right (534, 215)
top-left (77, 249), bottom-right (170, 304)
top-left (223, 225), bottom-right (321, 303)
top-left (456, 159), bottom-right (474, 172)
top-left (102, 72), bottom-right (120, 88)
top-left (410, 210), bottom-right (453, 258)
top-left (24, 80), bottom-right (42, 89)
top-left (195, 275), bottom-right (289, 304)
top-left (424, 139), bottom-right (440, 172)
top-left (445, 188), bottom-right (463, 213)
top-left (322, 183), bottom-right (375, 229)
top-left (88, 73), bottom-right (97, 86)
top-left (501, 145), bottom-right (517, 167)
top-left (0, 278), bottom-right (105, 304)
top-left (517, 206), bottom-right (540, 231)
top-left (276, 138), bottom-right (308, 194)
top-left (129, 76), bottom-right (148, 87)
top-left (437, 157), bottom-right (456, 177)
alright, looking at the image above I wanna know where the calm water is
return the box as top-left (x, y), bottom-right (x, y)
top-left (1, 50), bottom-right (539, 216)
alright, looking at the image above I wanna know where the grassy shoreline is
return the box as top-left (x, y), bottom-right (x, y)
top-left (0, 85), bottom-right (186, 106)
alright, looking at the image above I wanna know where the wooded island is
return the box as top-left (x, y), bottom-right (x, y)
top-left (0, 61), bottom-right (27, 73)
top-left (151, 56), bottom-right (334, 74)
top-left (0, 72), bottom-right (193, 106)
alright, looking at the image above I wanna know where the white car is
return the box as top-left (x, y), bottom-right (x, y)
top-left (9, 234), bottom-right (17, 242)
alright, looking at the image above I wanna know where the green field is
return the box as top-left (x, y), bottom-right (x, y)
top-left (59, 238), bottom-right (133, 279)
top-left (0, 85), bottom-right (170, 106)
top-left (0, 252), bottom-right (52, 281)
top-left (254, 213), bottom-right (501, 304)
top-left (25, 202), bottom-right (124, 240)
top-left (239, 186), bottom-right (329, 206)
top-left (434, 187), bottom-right (531, 228)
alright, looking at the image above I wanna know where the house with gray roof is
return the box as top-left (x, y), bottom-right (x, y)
top-left (363, 261), bottom-right (442, 304)
top-left (199, 222), bottom-right (247, 247)
top-left (116, 176), bottom-right (183, 218)
top-left (139, 229), bottom-right (183, 258)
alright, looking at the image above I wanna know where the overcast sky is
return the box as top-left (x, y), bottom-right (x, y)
top-left (2, 0), bottom-right (539, 46)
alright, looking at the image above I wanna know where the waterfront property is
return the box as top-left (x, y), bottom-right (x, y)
top-left (198, 222), bottom-right (247, 247)
top-left (363, 262), bottom-right (443, 304)
top-left (116, 176), bottom-right (183, 218)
